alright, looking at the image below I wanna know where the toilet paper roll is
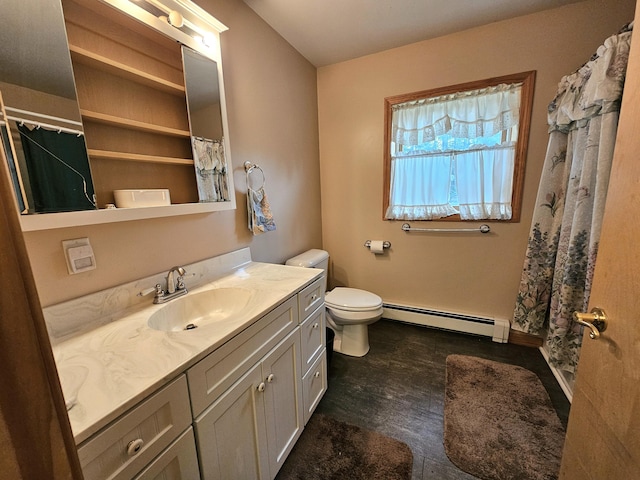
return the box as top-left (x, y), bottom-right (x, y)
top-left (369, 240), bottom-right (385, 254)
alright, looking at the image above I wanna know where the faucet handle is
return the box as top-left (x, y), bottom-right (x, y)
top-left (138, 284), bottom-right (164, 297)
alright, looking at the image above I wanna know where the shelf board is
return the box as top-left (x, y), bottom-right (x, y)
top-left (20, 200), bottom-right (237, 232)
top-left (81, 110), bottom-right (191, 137)
top-left (69, 45), bottom-right (185, 96)
top-left (88, 149), bottom-right (194, 166)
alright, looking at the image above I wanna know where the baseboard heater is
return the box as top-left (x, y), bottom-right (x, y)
top-left (382, 303), bottom-right (510, 343)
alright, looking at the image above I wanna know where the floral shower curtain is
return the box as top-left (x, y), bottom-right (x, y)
top-left (512, 24), bottom-right (632, 373)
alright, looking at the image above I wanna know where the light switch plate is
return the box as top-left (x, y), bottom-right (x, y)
top-left (62, 238), bottom-right (96, 274)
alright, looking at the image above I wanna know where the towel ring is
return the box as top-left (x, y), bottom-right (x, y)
top-left (244, 161), bottom-right (265, 189)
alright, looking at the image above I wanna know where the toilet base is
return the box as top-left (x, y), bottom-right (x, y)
top-left (331, 324), bottom-right (370, 357)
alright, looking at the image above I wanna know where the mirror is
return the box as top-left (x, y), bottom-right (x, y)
top-left (0, 0), bottom-right (235, 230)
top-left (183, 46), bottom-right (230, 203)
top-left (0, 0), bottom-right (96, 214)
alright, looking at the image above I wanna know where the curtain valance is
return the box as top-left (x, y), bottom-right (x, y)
top-left (391, 83), bottom-right (522, 147)
top-left (549, 26), bottom-right (632, 133)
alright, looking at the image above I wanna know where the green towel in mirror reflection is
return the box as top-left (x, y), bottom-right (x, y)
top-left (18, 124), bottom-right (96, 213)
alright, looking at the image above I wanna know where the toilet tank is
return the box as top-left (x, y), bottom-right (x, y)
top-left (286, 249), bottom-right (329, 291)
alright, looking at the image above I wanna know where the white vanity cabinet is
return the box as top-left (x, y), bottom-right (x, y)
top-left (194, 328), bottom-right (303, 479)
top-left (77, 375), bottom-right (198, 480)
top-left (189, 277), bottom-right (326, 480)
top-left (70, 269), bottom-right (328, 480)
top-left (190, 296), bottom-right (305, 479)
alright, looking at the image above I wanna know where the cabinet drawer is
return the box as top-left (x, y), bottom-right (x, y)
top-left (188, 296), bottom-right (298, 417)
top-left (297, 277), bottom-right (324, 321)
top-left (134, 427), bottom-right (200, 480)
top-left (78, 375), bottom-right (192, 480)
top-left (302, 349), bottom-right (327, 425)
top-left (300, 306), bottom-right (325, 373)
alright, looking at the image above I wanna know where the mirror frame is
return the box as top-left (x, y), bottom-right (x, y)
top-left (19, 0), bottom-right (236, 231)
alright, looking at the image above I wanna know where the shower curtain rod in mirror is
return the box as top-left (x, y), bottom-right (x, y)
top-left (2, 107), bottom-right (84, 136)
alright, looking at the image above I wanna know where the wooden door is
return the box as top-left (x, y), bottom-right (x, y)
top-left (0, 95), bottom-right (83, 479)
top-left (559, 3), bottom-right (640, 477)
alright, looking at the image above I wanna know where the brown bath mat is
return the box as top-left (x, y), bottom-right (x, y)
top-left (444, 355), bottom-right (565, 480)
top-left (276, 413), bottom-right (413, 479)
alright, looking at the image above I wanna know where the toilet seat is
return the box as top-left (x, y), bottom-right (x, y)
top-left (325, 287), bottom-right (382, 312)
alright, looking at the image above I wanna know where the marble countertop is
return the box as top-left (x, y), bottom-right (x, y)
top-left (50, 256), bottom-right (321, 444)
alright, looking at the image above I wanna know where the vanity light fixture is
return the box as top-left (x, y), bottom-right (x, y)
top-left (122, 0), bottom-right (227, 52)
top-left (201, 32), bottom-right (216, 48)
top-left (167, 10), bottom-right (184, 28)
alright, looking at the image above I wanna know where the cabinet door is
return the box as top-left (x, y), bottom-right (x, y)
top-left (262, 329), bottom-right (304, 478)
top-left (194, 363), bottom-right (270, 480)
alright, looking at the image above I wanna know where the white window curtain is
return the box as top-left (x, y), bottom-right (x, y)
top-left (456, 147), bottom-right (515, 220)
top-left (386, 83), bottom-right (521, 220)
top-left (387, 154), bottom-right (458, 220)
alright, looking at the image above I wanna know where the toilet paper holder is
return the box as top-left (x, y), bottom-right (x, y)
top-left (364, 240), bottom-right (391, 249)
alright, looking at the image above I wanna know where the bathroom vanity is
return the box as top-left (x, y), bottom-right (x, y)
top-left (46, 248), bottom-right (327, 479)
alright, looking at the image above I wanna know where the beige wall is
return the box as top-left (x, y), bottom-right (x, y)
top-left (317, 0), bottom-right (636, 321)
top-left (22, 0), bottom-right (322, 307)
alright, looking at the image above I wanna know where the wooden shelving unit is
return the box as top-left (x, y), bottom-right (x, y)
top-left (80, 109), bottom-right (190, 137)
top-left (69, 45), bottom-right (186, 96)
top-left (63, 0), bottom-right (198, 205)
top-left (87, 149), bottom-right (193, 166)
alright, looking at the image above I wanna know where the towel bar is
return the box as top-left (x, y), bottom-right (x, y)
top-left (244, 161), bottom-right (265, 189)
top-left (402, 223), bottom-right (490, 234)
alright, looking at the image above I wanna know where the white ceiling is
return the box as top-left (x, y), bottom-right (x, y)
top-left (242, 0), bottom-right (585, 67)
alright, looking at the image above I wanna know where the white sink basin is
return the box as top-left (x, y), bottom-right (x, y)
top-left (147, 287), bottom-right (254, 332)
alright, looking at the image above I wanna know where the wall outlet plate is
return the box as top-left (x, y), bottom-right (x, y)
top-left (62, 237), bottom-right (96, 274)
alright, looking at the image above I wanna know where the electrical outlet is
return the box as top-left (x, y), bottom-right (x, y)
top-left (62, 237), bottom-right (96, 274)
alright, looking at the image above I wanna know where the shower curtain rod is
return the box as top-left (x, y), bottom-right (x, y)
top-left (4, 106), bottom-right (83, 127)
top-left (2, 107), bottom-right (85, 136)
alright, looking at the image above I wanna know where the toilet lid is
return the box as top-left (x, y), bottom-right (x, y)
top-left (325, 287), bottom-right (383, 312)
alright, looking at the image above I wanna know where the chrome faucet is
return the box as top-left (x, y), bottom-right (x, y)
top-left (138, 266), bottom-right (189, 304)
top-left (166, 266), bottom-right (187, 294)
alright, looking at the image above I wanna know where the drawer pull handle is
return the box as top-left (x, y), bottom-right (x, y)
top-left (266, 373), bottom-right (275, 383)
top-left (311, 294), bottom-right (317, 301)
top-left (313, 322), bottom-right (319, 329)
top-left (257, 382), bottom-right (266, 392)
top-left (126, 438), bottom-right (144, 456)
top-left (314, 371), bottom-right (320, 378)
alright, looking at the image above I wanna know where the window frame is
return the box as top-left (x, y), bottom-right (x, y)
top-left (382, 70), bottom-right (536, 222)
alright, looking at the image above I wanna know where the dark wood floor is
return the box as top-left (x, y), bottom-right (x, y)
top-left (314, 319), bottom-right (571, 480)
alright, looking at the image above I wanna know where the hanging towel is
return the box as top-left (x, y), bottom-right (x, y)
top-left (18, 123), bottom-right (96, 213)
top-left (247, 184), bottom-right (276, 235)
top-left (191, 137), bottom-right (229, 202)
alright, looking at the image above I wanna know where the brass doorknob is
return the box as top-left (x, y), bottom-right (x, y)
top-left (573, 308), bottom-right (608, 339)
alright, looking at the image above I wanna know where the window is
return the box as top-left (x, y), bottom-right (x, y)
top-left (383, 71), bottom-right (535, 222)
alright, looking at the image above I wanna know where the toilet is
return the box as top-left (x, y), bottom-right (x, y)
top-left (286, 249), bottom-right (383, 357)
